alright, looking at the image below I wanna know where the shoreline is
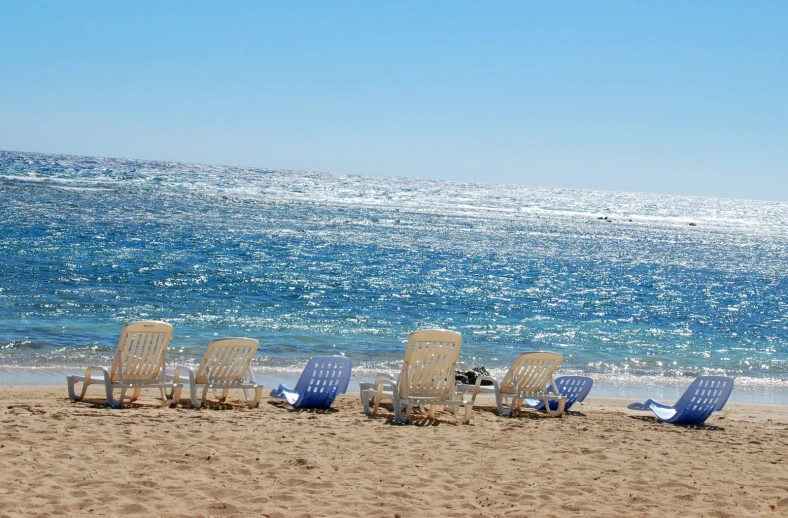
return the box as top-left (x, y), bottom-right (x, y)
top-left (3, 367), bottom-right (788, 406)
top-left (1, 386), bottom-right (787, 516)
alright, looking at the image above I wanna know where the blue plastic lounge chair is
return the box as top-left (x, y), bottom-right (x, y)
top-left (270, 356), bottom-right (352, 408)
top-left (526, 375), bottom-right (594, 412)
top-left (627, 375), bottom-right (734, 424)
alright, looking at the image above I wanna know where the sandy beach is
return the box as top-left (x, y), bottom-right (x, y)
top-left (0, 387), bottom-right (786, 517)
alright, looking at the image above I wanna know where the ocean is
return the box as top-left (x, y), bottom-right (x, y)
top-left (2, 150), bottom-right (787, 403)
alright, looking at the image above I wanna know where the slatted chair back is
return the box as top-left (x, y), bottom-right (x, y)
top-left (553, 375), bottom-right (593, 408)
top-left (194, 338), bottom-right (259, 384)
top-left (292, 356), bottom-right (352, 408)
top-left (670, 375), bottom-right (734, 424)
top-left (500, 352), bottom-right (563, 395)
top-left (109, 321), bottom-right (173, 383)
top-left (539, 375), bottom-right (594, 411)
top-left (400, 329), bottom-right (462, 399)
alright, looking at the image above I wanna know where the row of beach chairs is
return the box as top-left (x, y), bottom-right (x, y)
top-left (67, 321), bottom-right (351, 409)
top-left (67, 321), bottom-right (734, 425)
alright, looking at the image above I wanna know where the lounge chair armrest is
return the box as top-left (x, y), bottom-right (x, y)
top-left (471, 376), bottom-right (499, 400)
top-left (171, 364), bottom-right (196, 384)
top-left (374, 373), bottom-right (397, 384)
top-left (371, 373), bottom-right (397, 390)
top-left (548, 376), bottom-right (560, 396)
top-left (83, 365), bottom-right (111, 379)
top-left (68, 365), bottom-right (111, 401)
top-left (244, 367), bottom-right (258, 385)
top-left (375, 380), bottom-right (397, 392)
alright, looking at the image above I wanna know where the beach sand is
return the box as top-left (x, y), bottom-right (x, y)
top-left (1, 387), bottom-right (787, 517)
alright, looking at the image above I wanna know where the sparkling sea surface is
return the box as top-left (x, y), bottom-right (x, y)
top-left (2, 150), bottom-right (787, 403)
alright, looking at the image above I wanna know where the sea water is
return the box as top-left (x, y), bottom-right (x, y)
top-left (2, 150), bottom-right (787, 403)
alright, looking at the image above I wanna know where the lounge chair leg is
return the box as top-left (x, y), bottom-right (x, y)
top-left (99, 370), bottom-right (123, 408)
top-left (167, 384), bottom-right (182, 407)
top-left (106, 385), bottom-right (123, 408)
top-left (72, 366), bottom-right (101, 401)
top-left (495, 391), bottom-right (511, 417)
top-left (427, 404), bottom-right (437, 418)
top-left (165, 385), bottom-right (177, 402)
top-left (512, 398), bottom-right (524, 415)
top-left (545, 397), bottom-right (566, 417)
top-left (198, 385), bottom-right (210, 408)
top-left (246, 386), bottom-right (263, 408)
top-left (360, 387), bottom-right (375, 416)
top-left (189, 379), bottom-right (199, 408)
top-left (392, 393), bottom-right (408, 423)
top-left (160, 386), bottom-right (180, 405)
top-left (67, 376), bottom-right (78, 401)
top-left (461, 402), bottom-right (473, 424)
top-left (239, 386), bottom-right (263, 408)
top-left (67, 374), bottom-right (90, 402)
top-left (217, 388), bottom-right (229, 402)
top-left (78, 378), bottom-right (91, 401)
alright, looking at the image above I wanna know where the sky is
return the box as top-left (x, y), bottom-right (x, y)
top-left (1, 1), bottom-right (787, 201)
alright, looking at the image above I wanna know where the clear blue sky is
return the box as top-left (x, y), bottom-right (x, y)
top-left (2, 2), bottom-right (786, 201)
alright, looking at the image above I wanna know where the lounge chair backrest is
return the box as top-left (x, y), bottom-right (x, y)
top-left (551, 375), bottom-right (593, 407)
top-left (194, 338), bottom-right (259, 384)
top-left (400, 329), bottom-right (462, 399)
top-left (500, 352), bottom-right (563, 394)
top-left (671, 375), bottom-right (734, 423)
top-left (109, 321), bottom-right (173, 383)
top-left (292, 356), bottom-right (353, 408)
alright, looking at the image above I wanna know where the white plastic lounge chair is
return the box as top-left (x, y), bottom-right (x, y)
top-left (67, 321), bottom-right (181, 408)
top-left (170, 337), bottom-right (263, 408)
top-left (627, 375), bottom-right (734, 424)
top-left (526, 375), bottom-right (593, 412)
top-left (462, 352), bottom-right (566, 417)
top-left (360, 329), bottom-right (473, 424)
top-left (270, 356), bottom-right (352, 408)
